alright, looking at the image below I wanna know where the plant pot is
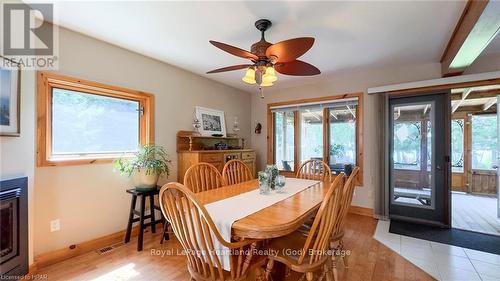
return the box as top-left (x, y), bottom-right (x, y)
top-left (132, 169), bottom-right (159, 191)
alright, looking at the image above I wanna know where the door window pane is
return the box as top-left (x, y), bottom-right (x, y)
top-left (299, 108), bottom-right (323, 163)
top-left (472, 115), bottom-right (498, 170)
top-left (392, 103), bottom-right (433, 207)
top-left (274, 111), bottom-right (295, 171)
top-left (52, 88), bottom-right (140, 156)
top-left (393, 121), bottom-right (421, 170)
top-left (451, 119), bottom-right (465, 173)
top-left (329, 105), bottom-right (356, 170)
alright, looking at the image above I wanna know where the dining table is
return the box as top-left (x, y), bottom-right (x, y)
top-left (195, 178), bottom-right (331, 240)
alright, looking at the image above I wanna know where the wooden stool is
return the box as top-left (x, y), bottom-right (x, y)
top-left (124, 186), bottom-right (169, 251)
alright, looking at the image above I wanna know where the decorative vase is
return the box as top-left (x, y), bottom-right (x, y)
top-left (132, 169), bottom-right (159, 191)
top-left (265, 165), bottom-right (278, 190)
top-left (258, 171), bottom-right (270, 195)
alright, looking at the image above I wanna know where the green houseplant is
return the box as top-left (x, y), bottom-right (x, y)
top-left (114, 144), bottom-right (171, 190)
top-left (329, 144), bottom-right (345, 164)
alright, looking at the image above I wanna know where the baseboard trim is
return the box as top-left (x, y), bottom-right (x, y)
top-left (348, 205), bottom-right (374, 217)
top-left (34, 226), bottom-right (140, 269)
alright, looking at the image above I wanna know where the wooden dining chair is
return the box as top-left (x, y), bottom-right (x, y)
top-left (184, 162), bottom-right (225, 193)
top-left (264, 174), bottom-right (344, 281)
top-left (159, 182), bottom-right (260, 281)
top-left (222, 160), bottom-right (253, 185)
top-left (297, 159), bottom-right (332, 182)
top-left (330, 166), bottom-right (360, 270)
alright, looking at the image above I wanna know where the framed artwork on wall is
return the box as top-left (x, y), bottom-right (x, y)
top-left (0, 56), bottom-right (21, 136)
top-left (195, 106), bottom-right (226, 137)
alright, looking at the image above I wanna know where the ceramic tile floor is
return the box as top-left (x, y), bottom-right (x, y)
top-left (374, 220), bottom-right (500, 281)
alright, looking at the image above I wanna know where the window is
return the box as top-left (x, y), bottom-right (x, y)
top-left (37, 72), bottom-right (154, 166)
top-left (472, 115), bottom-right (497, 170)
top-left (273, 111), bottom-right (295, 171)
top-left (268, 93), bottom-right (363, 184)
top-left (329, 104), bottom-right (356, 169)
top-left (451, 119), bottom-right (464, 173)
top-left (300, 108), bottom-right (323, 163)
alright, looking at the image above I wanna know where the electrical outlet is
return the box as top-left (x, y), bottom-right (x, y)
top-left (50, 219), bottom-right (60, 232)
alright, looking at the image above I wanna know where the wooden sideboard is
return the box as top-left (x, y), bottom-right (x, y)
top-left (177, 131), bottom-right (256, 183)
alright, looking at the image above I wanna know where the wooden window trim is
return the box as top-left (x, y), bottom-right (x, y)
top-left (267, 92), bottom-right (364, 185)
top-left (37, 71), bottom-right (155, 167)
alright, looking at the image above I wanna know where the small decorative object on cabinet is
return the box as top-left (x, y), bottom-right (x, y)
top-left (192, 116), bottom-right (201, 135)
top-left (0, 56), bottom-right (21, 136)
top-left (254, 122), bottom-right (262, 134)
top-left (114, 144), bottom-right (172, 191)
top-left (177, 131), bottom-right (256, 183)
top-left (195, 106), bottom-right (227, 137)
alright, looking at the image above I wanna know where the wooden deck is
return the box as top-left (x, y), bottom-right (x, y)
top-left (452, 192), bottom-right (500, 236)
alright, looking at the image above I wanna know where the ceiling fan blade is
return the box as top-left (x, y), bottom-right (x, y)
top-left (266, 37), bottom-right (315, 63)
top-left (275, 60), bottom-right (320, 76)
top-left (210, 41), bottom-right (258, 60)
top-left (206, 64), bottom-right (252, 74)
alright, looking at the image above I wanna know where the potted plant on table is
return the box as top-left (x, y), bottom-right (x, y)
top-left (114, 144), bottom-right (171, 191)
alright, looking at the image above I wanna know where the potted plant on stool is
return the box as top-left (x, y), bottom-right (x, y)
top-left (114, 144), bottom-right (171, 191)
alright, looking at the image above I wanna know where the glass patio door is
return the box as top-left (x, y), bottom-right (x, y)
top-left (389, 93), bottom-right (451, 226)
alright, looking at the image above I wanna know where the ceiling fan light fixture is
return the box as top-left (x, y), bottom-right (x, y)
top-left (262, 66), bottom-right (278, 83)
top-left (242, 67), bottom-right (256, 84)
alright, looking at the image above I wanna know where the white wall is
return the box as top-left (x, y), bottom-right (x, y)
top-left (0, 70), bottom-right (36, 264)
top-left (251, 62), bottom-right (444, 209)
top-left (33, 27), bottom-right (252, 256)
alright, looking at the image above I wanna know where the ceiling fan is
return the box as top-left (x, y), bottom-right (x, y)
top-left (207, 19), bottom-right (320, 96)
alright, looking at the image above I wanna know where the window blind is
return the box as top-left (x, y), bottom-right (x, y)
top-left (270, 97), bottom-right (358, 113)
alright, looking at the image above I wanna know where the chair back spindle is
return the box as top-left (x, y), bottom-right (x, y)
top-left (297, 159), bottom-right (332, 182)
top-left (222, 160), bottom-right (253, 185)
top-left (184, 163), bottom-right (225, 193)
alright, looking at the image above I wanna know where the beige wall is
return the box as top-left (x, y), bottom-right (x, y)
top-left (0, 71), bottom-right (36, 264)
top-left (33, 27), bottom-right (251, 256)
top-left (251, 62), bottom-right (444, 209)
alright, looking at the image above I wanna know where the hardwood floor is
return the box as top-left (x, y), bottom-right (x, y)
top-left (34, 214), bottom-right (435, 281)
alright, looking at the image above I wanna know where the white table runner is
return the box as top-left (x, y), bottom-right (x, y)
top-left (204, 178), bottom-right (320, 271)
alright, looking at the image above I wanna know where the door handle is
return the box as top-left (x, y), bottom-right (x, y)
top-left (436, 165), bottom-right (442, 171)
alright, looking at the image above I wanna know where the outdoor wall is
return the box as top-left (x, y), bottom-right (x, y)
top-left (33, 26), bottom-right (252, 256)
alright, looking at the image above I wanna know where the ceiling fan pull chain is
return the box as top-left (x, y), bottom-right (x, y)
top-left (260, 87), bottom-right (264, 99)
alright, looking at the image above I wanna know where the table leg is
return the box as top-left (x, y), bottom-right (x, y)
top-left (125, 195), bottom-right (137, 243)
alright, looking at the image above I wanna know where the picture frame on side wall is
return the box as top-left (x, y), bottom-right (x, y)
top-left (195, 106), bottom-right (226, 137)
top-left (0, 56), bottom-right (21, 137)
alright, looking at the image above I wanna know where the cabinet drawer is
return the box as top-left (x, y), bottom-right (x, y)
top-left (241, 151), bottom-right (255, 160)
top-left (200, 153), bottom-right (222, 162)
top-left (224, 152), bottom-right (241, 162)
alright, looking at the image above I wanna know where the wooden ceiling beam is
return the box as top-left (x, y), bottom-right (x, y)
top-left (451, 88), bottom-right (500, 100)
top-left (452, 88), bottom-right (472, 113)
top-left (483, 97), bottom-right (497, 111)
top-left (455, 104), bottom-right (496, 113)
top-left (441, 0), bottom-right (500, 77)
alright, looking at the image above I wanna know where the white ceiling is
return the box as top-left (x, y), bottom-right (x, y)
top-left (42, 1), bottom-right (468, 92)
